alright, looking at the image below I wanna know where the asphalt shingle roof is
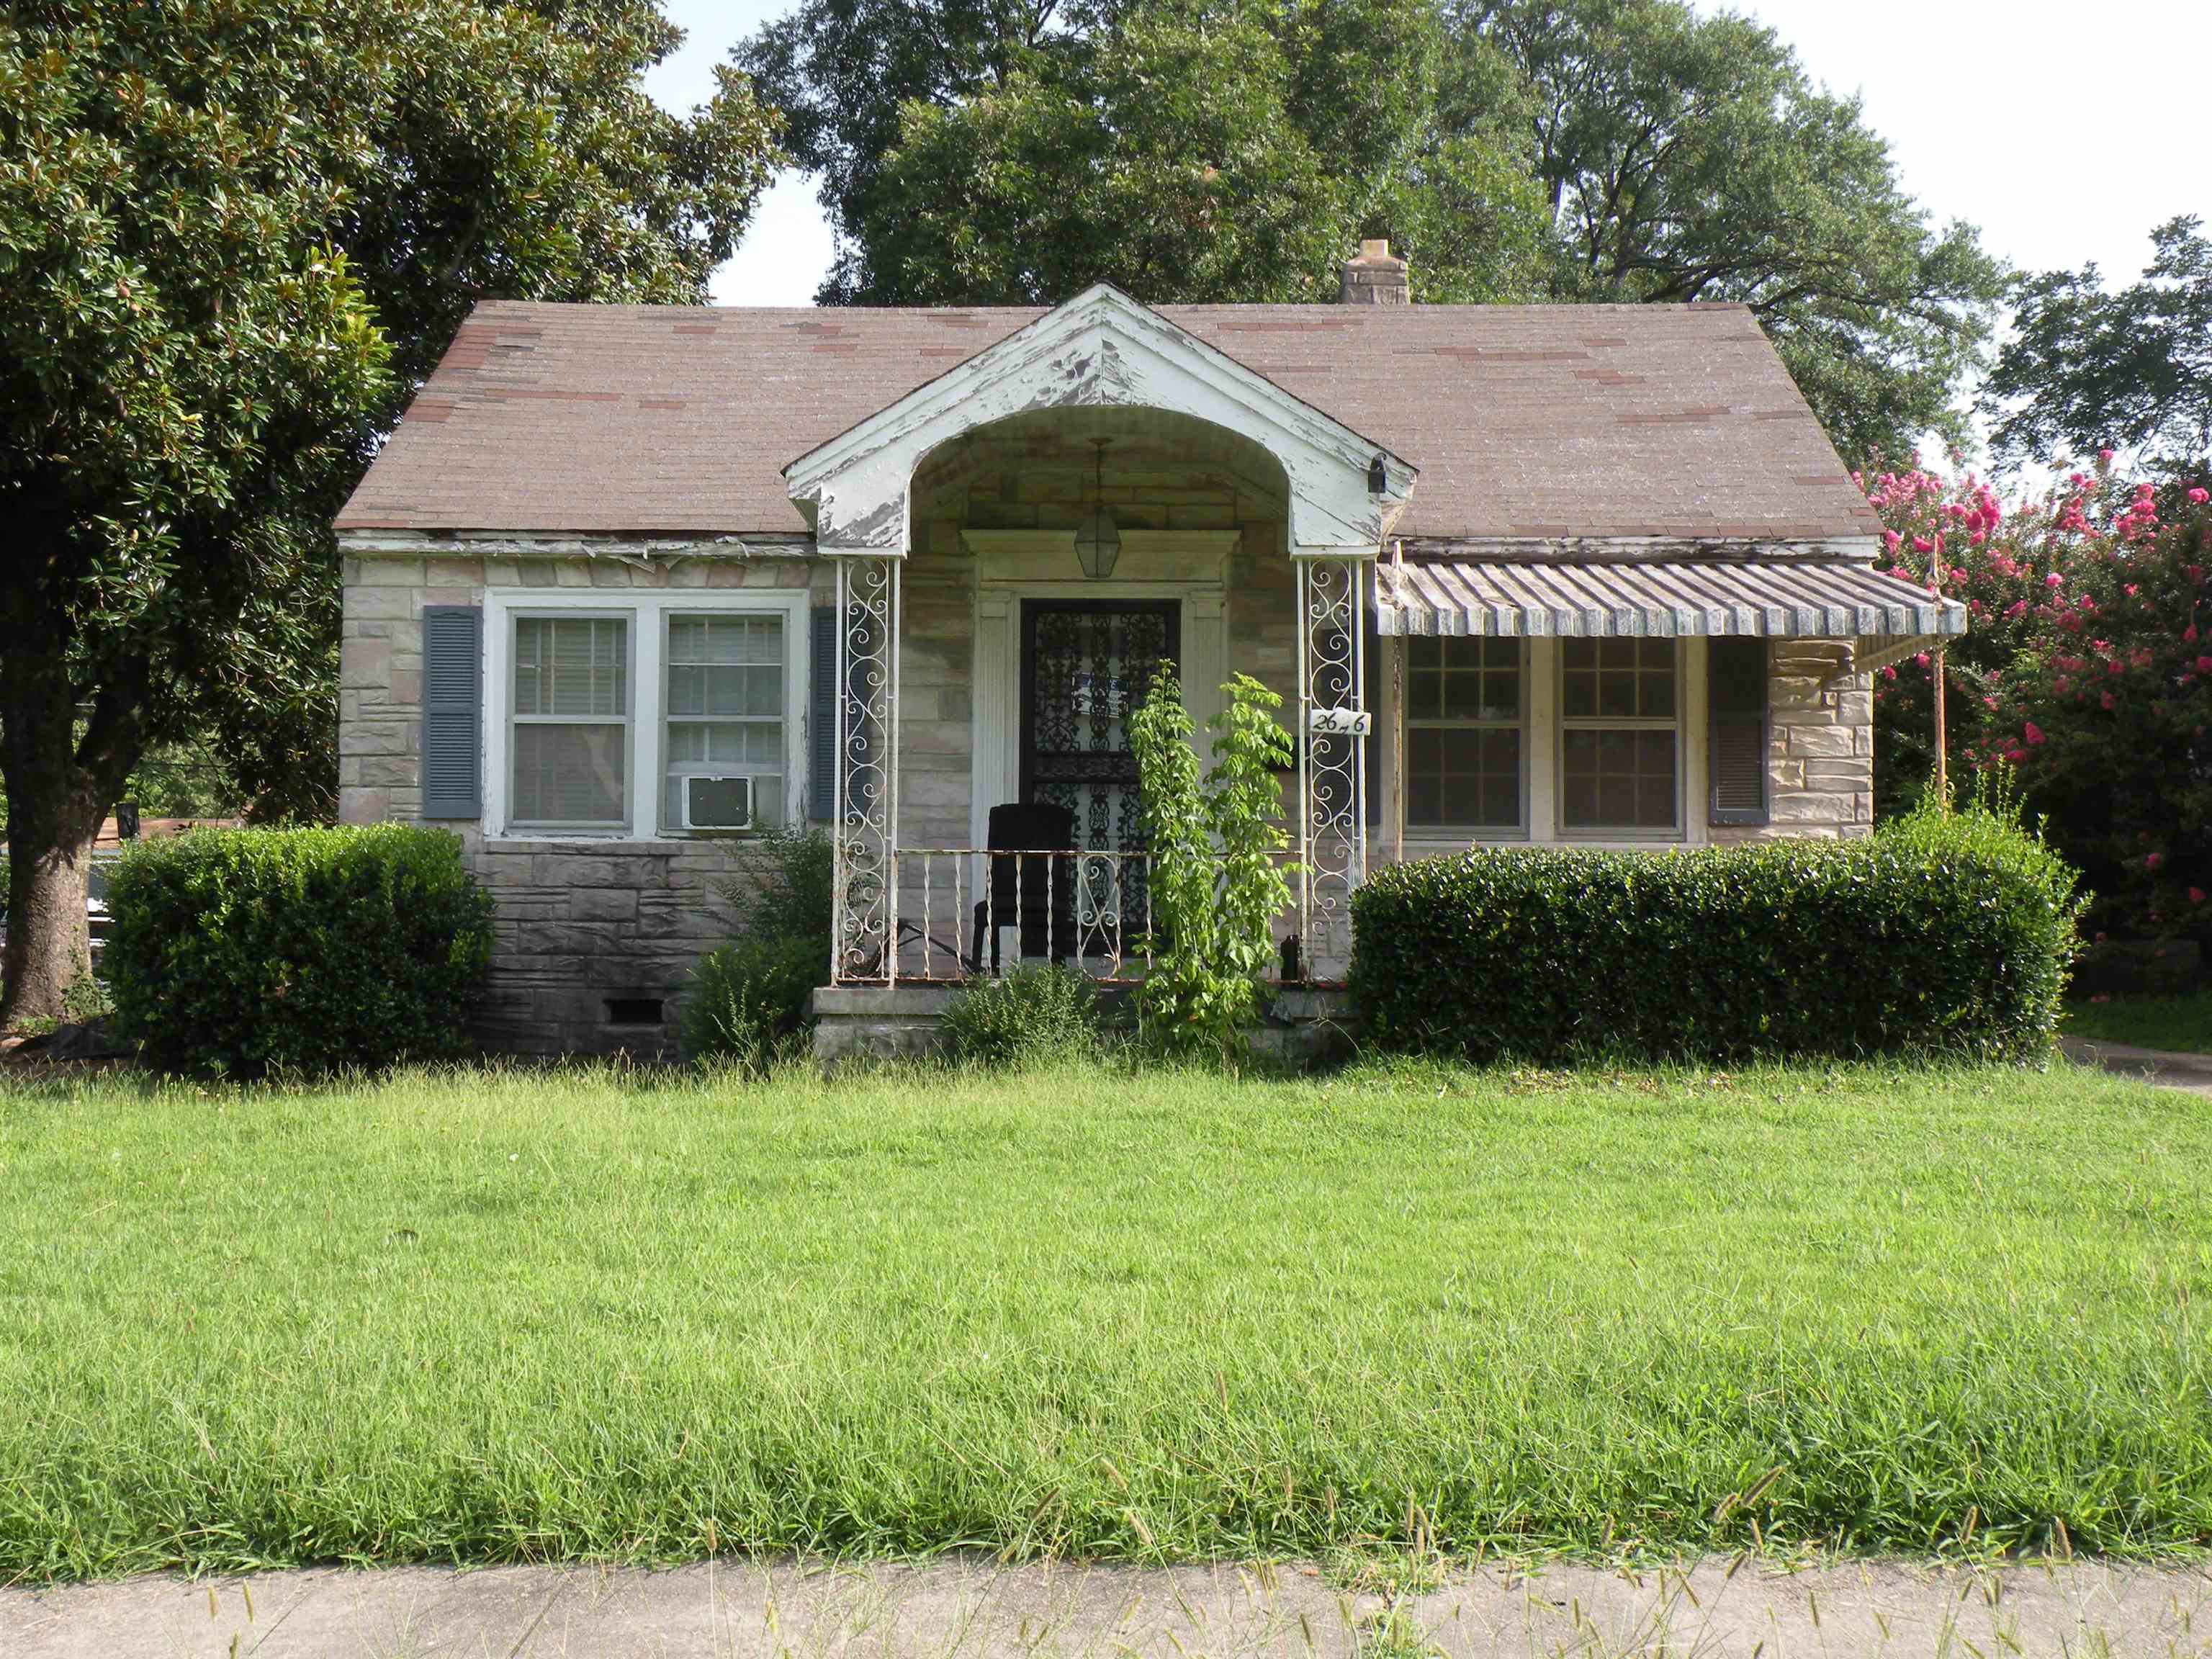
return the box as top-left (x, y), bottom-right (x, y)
top-left (336, 299), bottom-right (1879, 542)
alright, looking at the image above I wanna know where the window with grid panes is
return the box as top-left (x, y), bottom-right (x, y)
top-left (1559, 637), bottom-right (1679, 832)
top-left (1403, 635), bottom-right (1523, 830)
top-left (662, 613), bottom-right (786, 831)
top-left (511, 616), bottom-right (629, 830)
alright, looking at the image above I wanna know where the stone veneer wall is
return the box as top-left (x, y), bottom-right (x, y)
top-left (341, 549), bottom-right (824, 1057)
top-left (894, 539), bottom-right (979, 856)
top-left (1712, 639), bottom-right (1874, 842)
top-left (342, 544), bottom-right (1872, 1055)
top-left (894, 511), bottom-right (1302, 855)
top-left (1226, 520), bottom-right (1299, 714)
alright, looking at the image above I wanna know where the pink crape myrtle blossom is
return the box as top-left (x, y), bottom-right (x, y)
top-left (1866, 460), bottom-right (2212, 942)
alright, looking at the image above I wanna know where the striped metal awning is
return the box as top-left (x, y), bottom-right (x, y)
top-left (1372, 559), bottom-right (1965, 639)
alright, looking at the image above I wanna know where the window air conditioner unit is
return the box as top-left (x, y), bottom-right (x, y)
top-left (680, 773), bottom-right (755, 832)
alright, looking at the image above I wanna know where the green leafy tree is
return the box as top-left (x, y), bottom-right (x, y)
top-left (742, 0), bottom-right (1549, 305)
top-left (745, 0), bottom-right (1996, 455)
top-left (869, 1), bottom-right (1349, 304)
top-left (1467, 0), bottom-right (2005, 464)
top-left (0, 0), bottom-right (779, 1024)
top-left (1128, 664), bottom-right (1295, 1059)
top-left (1984, 216), bottom-right (2212, 479)
top-left (737, 0), bottom-right (1079, 305)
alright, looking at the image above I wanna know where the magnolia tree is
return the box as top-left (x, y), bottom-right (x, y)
top-left (0, 0), bottom-right (778, 1024)
top-left (1867, 458), bottom-right (2212, 944)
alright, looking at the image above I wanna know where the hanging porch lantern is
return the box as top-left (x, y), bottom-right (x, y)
top-left (1074, 437), bottom-right (1120, 579)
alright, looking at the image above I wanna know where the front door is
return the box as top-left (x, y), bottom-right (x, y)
top-left (1019, 600), bottom-right (1181, 855)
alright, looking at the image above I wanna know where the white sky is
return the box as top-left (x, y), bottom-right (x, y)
top-left (647, 0), bottom-right (2212, 313)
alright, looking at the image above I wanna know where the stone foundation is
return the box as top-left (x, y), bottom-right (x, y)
top-left (811, 983), bottom-right (1359, 1069)
top-left (462, 832), bottom-right (786, 1058)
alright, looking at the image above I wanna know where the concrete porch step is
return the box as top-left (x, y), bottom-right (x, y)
top-left (811, 981), bottom-right (1358, 1066)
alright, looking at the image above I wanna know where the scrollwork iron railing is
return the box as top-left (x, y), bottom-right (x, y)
top-left (832, 554), bottom-right (899, 982)
top-left (1295, 554), bottom-right (1367, 978)
top-left (890, 848), bottom-right (1155, 983)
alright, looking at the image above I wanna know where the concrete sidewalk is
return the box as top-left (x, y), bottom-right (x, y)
top-left (5, 1552), bottom-right (2211, 1658)
top-left (2062, 1035), bottom-right (2212, 1096)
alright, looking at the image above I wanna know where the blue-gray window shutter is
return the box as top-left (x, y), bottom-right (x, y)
top-left (810, 603), bottom-right (837, 821)
top-left (420, 605), bottom-right (483, 819)
top-left (1708, 636), bottom-right (1769, 827)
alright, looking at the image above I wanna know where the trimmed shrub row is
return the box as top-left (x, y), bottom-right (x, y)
top-left (105, 825), bottom-right (493, 1077)
top-left (1349, 799), bottom-right (2083, 1064)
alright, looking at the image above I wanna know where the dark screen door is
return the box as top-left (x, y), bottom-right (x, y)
top-left (1019, 600), bottom-right (1180, 855)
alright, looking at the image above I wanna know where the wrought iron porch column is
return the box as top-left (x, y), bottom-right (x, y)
top-left (830, 552), bottom-right (901, 984)
top-left (1292, 552), bottom-right (1371, 980)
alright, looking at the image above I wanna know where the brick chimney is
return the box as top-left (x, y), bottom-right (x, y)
top-left (1340, 239), bottom-right (1410, 305)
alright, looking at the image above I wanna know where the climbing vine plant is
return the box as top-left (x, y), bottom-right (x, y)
top-left (1128, 665), bottom-right (1297, 1058)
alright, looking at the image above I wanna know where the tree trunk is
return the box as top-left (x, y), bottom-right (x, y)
top-left (0, 641), bottom-right (137, 1028)
top-left (2, 813), bottom-right (97, 1025)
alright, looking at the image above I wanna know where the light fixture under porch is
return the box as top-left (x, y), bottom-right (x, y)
top-left (1073, 437), bottom-right (1120, 579)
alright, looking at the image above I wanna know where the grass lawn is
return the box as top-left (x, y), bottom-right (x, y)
top-left (2067, 988), bottom-right (2212, 1053)
top-left (1, 1056), bottom-right (2208, 1581)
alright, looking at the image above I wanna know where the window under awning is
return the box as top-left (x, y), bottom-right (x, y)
top-left (1372, 558), bottom-right (1965, 644)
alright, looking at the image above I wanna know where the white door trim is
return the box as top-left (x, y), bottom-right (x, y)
top-left (966, 534), bottom-right (1231, 849)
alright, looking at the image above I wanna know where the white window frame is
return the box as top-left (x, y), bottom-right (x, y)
top-left (1556, 635), bottom-right (1688, 842)
top-left (504, 608), bottom-right (634, 835)
top-left (1401, 634), bottom-right (1529, 837)
top-left (660, 608), bottom-right (793, 837)
top-left (482, 588), bottom-right (811, 842)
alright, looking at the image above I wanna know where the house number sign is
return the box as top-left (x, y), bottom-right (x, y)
top-left (1306, 706), bottom-right (1372, 736)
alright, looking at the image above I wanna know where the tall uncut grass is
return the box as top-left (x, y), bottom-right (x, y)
top-left (0, 1057), bottom-right (2207, 1580)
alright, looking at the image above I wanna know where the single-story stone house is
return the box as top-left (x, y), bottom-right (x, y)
top-left (335, 245), bottom-right (1961, 1057)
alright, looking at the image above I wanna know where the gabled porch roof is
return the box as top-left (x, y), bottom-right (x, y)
top-left (783, 284), bottom-right (1413, 556)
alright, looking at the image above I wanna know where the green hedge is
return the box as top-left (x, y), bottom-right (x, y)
top-left (1350, 801), bottom-right (2083, 1064)
top-left (105, 826), bottom-right (493, 1077)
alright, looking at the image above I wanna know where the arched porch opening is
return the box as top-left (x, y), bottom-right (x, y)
top-left (791, 287), bottom-right (1405, 989)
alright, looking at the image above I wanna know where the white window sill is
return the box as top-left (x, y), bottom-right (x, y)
top-left (1387, 833), bottom-right (1691, 855)
top-left (1401, 827), bottom-right (1529, 843)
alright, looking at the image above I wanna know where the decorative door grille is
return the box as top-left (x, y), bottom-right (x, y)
top-left (1019, 600), bottom-right (1180, 943)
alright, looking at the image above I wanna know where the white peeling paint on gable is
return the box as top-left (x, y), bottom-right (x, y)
top-left (783, 284), bottom-right (1415, 556)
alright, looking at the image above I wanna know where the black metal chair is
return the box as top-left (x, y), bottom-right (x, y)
top-left (968, 801), bottom-right (1078, 973)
